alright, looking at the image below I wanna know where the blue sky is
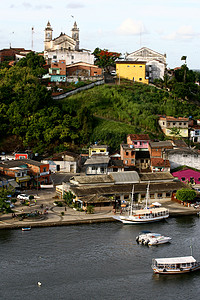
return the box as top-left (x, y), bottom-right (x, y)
top-left (1, 0), bottom-right (200, 69)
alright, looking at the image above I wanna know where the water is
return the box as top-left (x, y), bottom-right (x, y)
top-left (1, 217), bottom-right (200, 300)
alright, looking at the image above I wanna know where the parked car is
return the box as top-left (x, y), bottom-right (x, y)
top-left (17, 194), bottom-right (31, 201)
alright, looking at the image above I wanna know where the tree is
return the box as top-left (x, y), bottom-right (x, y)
top-left (176, 188), bottom-right (196, 202)
top-left (16, 52), bottom-right (47, 77)
top-left (0, 188), bottom-right (13, 214)
top-left (93, 48), bottom-right (121, 73)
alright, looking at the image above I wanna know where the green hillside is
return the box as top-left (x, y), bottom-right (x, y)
top-left (1, 55), bottom-right (200, 154)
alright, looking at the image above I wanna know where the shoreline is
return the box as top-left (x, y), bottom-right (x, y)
top-left (0, 210), bottom-right (199, 230)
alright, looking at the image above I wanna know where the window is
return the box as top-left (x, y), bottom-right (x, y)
top-left (140, 66), bottom-right (142, 68)
top-left (100, 167), bottom-right (105, 173)
top-left (124, 195), bottom-right (129, 200)
top-left (183, 154), bottom-right (188, 157)
top-left (92, 167), bottom-right (97, 170)
top-left (71, 55), bottom-right (74, 59)
top-left (166, 193), bottom-right (171, 197)
top-left (139, 78), bottom-right (142, 81)
top-left (43, 167), bottom-right (46, 172)
top-left (179, 123), bottom-right (182, 126)
top-left (53, 55), bottom-right (57, 59)
top-left (184, 123), bottom-right (186, 125)
top-left (173, 122), bottom-right (176, 125)
top-left (141, 159), bottom-right (144, 163)
top-left (163, 122), bottom-right (165, 125)
top-left (134, 142), bottom-right (137, 145)
top-left (131, 151), bottom-right (134, 156)
top-left (181, 177), bottom-right (186, 181)
top-left (100, 150), bottom-right (104, 152)
top-left (157, 193), bottom-right (162, 198)
top-left (131, 159), bottom-right (135, 164)
top-left (126, 152), bottom-right (129, 156)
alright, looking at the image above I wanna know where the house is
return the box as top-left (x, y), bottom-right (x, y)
top-left (125, 47), bottom-right (166, 83)
top-left (49, 60), bottom-right (66, 82)
top-left (127, 134), bottom-right (150, 151)
top-left (148, 141), bottom-right (173, 158)
top-left (89, 145), bottom-right (109, 157)
top-left (190, 126), bottom-right (200, 143)
top-left (120, 144), bottom-right (136, 168)
top-left (66, 62), bottom-right (102, 77)
top-left (165, 148), bottom-right (200, 170)
top-left (150, 157), bottom-right (170, 173)
top-left (44, 21), bottom-right (94, 66)
top-left (135, 151), bottom-right (150, 171)
top-left (42, 151), bottom-right (79, 173)
top-left (84, 155), bottom-right (110, 175)
top-left (0, 48), bottom-right (32, 63)
top-left (171, 166), bottom-right (200, 185)
top-left (116, 61), bottom-right (149, 84)
top-left (158, 116), bottom-right (189, 137)
top-left (0, 159), bottom-right (50, 188)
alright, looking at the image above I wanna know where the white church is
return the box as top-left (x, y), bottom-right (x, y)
top-left (44, 21), bottom-right (94, 66)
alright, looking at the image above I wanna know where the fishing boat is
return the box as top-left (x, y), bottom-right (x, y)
top-left (21, 227), bottom-right (31, 231)
top-left (113, 182), bottom-right (169, 224)
top-left (152, 256), bottom-right (200, 274)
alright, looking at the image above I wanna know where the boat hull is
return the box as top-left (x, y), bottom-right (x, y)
top-left (113, 215), bottom-right (169, 224)
top-left (153, 265), bottom-right (200, 274)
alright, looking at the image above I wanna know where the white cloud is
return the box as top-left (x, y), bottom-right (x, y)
top-left (67, 2), bottom-right (85, 9)
top-left (117, 18), bottom-right (148, 36)
top-left (162, 25), bottom-right (198, 40)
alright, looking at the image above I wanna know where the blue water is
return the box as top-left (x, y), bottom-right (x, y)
top-left (0, 216), bottom-right (200, 300)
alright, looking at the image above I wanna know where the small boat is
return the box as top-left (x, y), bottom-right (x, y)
top-left (22, 227), bottom-right (31, 231)
top-left (136, 232), bottom-right (171, 246)
top-left (113, 183), bottom-right (169, 224)
top-left (152, 256), bottom-right (200, 274)
top-left (147, 235), bottom-right (171, 246)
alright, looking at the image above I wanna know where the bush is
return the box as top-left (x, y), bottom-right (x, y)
top-left (86, 205), bottom-right (94, 214)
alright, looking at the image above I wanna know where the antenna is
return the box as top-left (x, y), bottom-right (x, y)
top-left (31, 27), bottom-right (34, 50)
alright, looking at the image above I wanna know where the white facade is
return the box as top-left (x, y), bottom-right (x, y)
top-left (46, 50), bottom-right (94, 66)
top-left (166, 149), bottom-right (200, 170)
top-left (125, 47), bottom-right (166, 82)
top-left (190, 129), bottom-right (200, 143)
top-left (44, 21), bottom-right (94, 66)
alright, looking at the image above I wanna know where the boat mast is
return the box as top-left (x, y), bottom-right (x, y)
top-left (130, 184), bottom-right (134, 215)
top-left (145, 181), bottom-right (150, 208)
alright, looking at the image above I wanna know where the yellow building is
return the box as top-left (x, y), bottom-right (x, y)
top-left (89, 145), bottom-right (109, 157)
top-left (116, 61), bottom-right (149, 84)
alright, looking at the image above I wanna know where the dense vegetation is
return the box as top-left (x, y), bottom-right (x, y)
top-left (1, 52), bottom-right (200, 154)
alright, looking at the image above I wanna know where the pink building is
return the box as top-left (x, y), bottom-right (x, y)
top-left (127, 134), bottom-right (150, 150)
top-left (171, 168), bottom-right (200, 185)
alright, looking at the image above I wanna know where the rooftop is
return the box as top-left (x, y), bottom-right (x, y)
top-left (128, 134), bottom-right (150, 141)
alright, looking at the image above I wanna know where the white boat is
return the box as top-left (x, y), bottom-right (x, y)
top-left (22, 227), bottom-right (31, 231)
top-left (136, 231), bottom-right (171, 246)
top-left (147, 235), bottom-right (171, 246)
top-left (113, 183), bottom-right (169, 224)
top-left (152, 256), bottom-right (200, 274)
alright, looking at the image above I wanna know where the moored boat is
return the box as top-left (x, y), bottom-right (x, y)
top-left (113, 182), bottom-right (169, 224)
top-left (22, 227), bottom-right (31, 231)
top-left (147, 235), bottom-right (171, 246)
top-left (152, 256), bottom-right (200, 274)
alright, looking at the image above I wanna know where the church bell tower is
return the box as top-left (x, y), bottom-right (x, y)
top-left (44, 21), bottom-right (53, 51)
top-left (71, 21), bottom-right (79, 51)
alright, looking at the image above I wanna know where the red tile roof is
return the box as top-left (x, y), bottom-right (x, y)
top-left (151, 158), bottom-right (170, 167)
top-left (128, 134), bottom-right (150, 141)
top-left (159, 116), bottom-right (189, 122)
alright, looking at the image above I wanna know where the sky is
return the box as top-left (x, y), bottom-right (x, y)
top-left (1, 0), bottom-right (200, 69)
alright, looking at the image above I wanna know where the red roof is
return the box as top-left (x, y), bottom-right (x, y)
top-left (159, 116), bottom-right (189, 122)
top-left (151, 158), bottom-right (170, 167)
top-left (128, 134), bottom-right (150, 141)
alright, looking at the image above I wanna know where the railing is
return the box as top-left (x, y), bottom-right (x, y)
top-left (52, 79), bottom-right (105, 100)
